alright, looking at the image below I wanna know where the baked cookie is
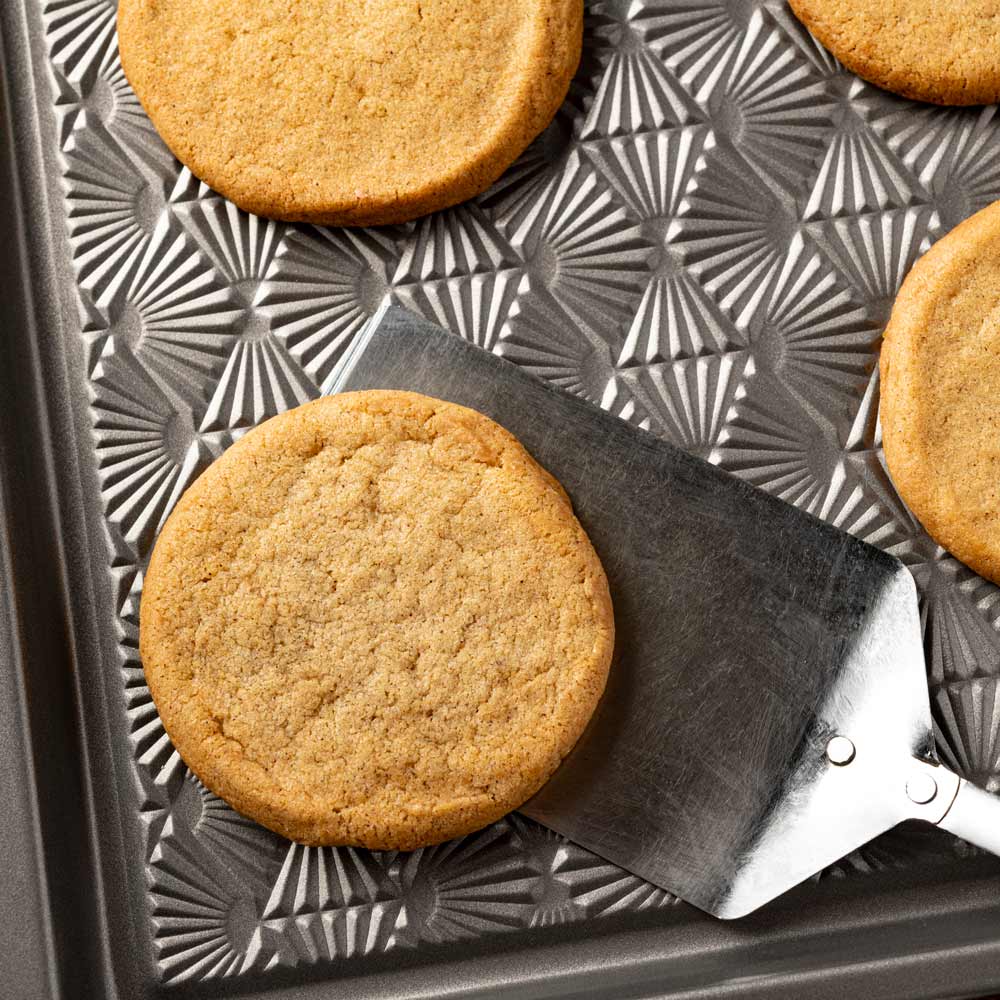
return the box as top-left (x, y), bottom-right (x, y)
top-left (117, 0), bottom-right (582, 225)
top-left (140, 390), bottom-right (614, 848)
top-left (881, 200), bottom-right (1000, 583)
top-left (788, 0), bottom-right (1000, 105)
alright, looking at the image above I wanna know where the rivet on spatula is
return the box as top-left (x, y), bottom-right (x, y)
top-left (826, 735), bottom-right (855, 766)
top-left (905, 771), bottom-right (938, 805)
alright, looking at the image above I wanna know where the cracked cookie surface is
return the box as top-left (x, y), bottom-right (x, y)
top-left (789, 0), bottom-right (1000, 106)
top-left (117, 0), bottom-right (582, 224)
top-left (140, 390), bottom-right (614, 847)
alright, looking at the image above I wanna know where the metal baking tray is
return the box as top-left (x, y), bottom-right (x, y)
top-left (4, 0), bottom-right (1000, 997)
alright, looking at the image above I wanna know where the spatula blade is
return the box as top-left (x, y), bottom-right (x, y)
top-left (332, 307), bottom-right (935, 918)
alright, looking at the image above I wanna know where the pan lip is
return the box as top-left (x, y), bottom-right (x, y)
top-left (0, 0), bottom-right (128, 995)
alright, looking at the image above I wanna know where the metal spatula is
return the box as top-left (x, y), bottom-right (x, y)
top-left (332, 305), bottom-right (1000, 919)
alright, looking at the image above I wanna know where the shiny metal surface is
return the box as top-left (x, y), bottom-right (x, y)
top-left (6, 0), bottom-right (1000, 994)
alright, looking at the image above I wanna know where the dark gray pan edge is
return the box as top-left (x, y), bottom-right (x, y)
top-left (0, 64), bottom-right (52, 997)
top-left (3, 0), bottom-right (1000, 998)
top-left (0, 4), bottom-right (115, 996)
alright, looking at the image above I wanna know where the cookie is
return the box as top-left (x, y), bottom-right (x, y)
top-left (117, 0), bottom-right (582, 225)
top-left (139, 390), bottom-right (614, 848)
top-left (880, 200), bottom-right (1000, 583)
top-left (788, 0), bottom-right (1000, 105)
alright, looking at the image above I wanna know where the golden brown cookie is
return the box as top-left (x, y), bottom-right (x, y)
top-left (881, 200), bottom-right (1000, 583)
top-left (788, 0), bottom-right (1000, 106)
top-left (117, 0), bottom-right (582, 225)
top-left (140, 390), bottom-right (614, 848)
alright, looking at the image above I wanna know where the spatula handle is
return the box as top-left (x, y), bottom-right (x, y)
top-left (938, 778), bottom-right (1000, 857)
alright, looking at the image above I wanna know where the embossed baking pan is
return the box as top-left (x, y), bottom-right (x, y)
top-left (5, 0), bottom-right (1000, 997)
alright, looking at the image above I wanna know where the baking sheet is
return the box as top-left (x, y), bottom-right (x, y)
top-left (5, 0), bottom-right (1000, 997)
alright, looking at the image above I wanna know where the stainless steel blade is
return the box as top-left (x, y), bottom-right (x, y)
top-left (331, 306), bottom-right (999, 919)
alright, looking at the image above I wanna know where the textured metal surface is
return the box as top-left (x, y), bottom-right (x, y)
top-left (6, 0), bottom-right (1000, 994)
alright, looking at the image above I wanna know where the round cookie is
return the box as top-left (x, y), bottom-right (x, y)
top-left (117, 0), bottom-right (582, 225)
top-left (881, 200), bottom-right (1000, 583)
top-left (788, 0), bottom-right (1000, 106)
top-left (140, 390), bottom-right (614, 848)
